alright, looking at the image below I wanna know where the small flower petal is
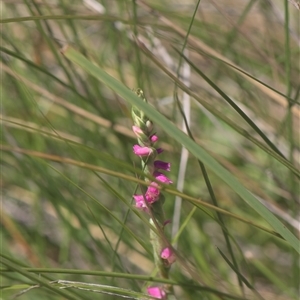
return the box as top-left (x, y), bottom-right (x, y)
top-left (147, 286), bottom-right (167, 299)
top-left (154, 160), bottom-right (171, 171)
top-left (150, 134), bottom-right (158, 143)
top-left (154, 172), bottom-right (173, 184)
top-left (133, 194), bottom-right (144, 208)
top-left (156, 148), bottom-right (164, 154)
top-left (133, 145), bottom-right (153, 156)
top-left (145, 182), bottom-right (160, 203)
top-left (133, 194), bottom-right (144, 202)
top-left (132, 125), bottom-right (143, 135)
top-left (133, 194), bottom-right (148, 212)
top-left (161, 247), bottom-right (176, 265)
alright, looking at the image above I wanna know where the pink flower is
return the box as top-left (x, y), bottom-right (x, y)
top-left (154, 160), bottom-right (171, 171)
top-left (132, 126), bottom-right (144, 138)
top-left (133, 183), bottom-right (160, 209)
top-left (150, 134), bottom-right (158, 143)
top-left (132, 125), bottom-right (143, 134)
top-left (133, 145), bottom-right (153, 156)
top-left (147, 286), bottom-right (167, 299)
top-left (161, 247), bottom-right (176, 265)
top-left (133, 195), bottom-right (148, 212)
top-left (133, 194), bottom-right (144, 205)
top-left (145, 182), bottom-right (160, 203)
top-left (154, 172), bottom-right (173, 184)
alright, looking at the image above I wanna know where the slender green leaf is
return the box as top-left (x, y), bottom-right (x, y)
top-left (63, 47), bottom-right (299, 254)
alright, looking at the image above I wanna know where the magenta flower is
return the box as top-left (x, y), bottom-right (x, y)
top-left (133, 194), bottom-right (144, 204)
top-left (145, 182), bottom-right (160, 203)
top-left (154, 171), bottom-right (173, 184)
top-left (133, 183), bottom-right (160, 210)
top-left (154, 160), bottom-right (171, 171)
top-left (147, 286), bottom-right (167, 299)
top-left (161, 247), bottom-right (176, 265)
top-left (156, 148), bottom-right (164, 154)
top-left (150, 134), bottom-right (158, 143)
top-left (133, 195), bottom-right (148, 212)
top-left (133, 145), bottom-right (153, 156)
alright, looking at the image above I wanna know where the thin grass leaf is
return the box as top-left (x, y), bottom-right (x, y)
top-left (62, 47), bottom-right (299, 254)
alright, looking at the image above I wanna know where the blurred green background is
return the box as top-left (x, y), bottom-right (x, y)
top-left (1, 0), bottom-right (299, 299)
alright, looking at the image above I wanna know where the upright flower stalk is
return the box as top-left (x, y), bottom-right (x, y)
top-left (131, 89), bottom-right (175, 299)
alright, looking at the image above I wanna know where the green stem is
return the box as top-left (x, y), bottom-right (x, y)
top-left (149, 199), bottom-right (169, 280)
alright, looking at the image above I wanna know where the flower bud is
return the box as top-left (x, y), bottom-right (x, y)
top-left (154, 160), bottom-right (171, 171)
top-left (161, 246), bottom-right (176, 266)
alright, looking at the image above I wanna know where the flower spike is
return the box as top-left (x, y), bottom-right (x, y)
top-left (131, 89), bottom-right (175, 295)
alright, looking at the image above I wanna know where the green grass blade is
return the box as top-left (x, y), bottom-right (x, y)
top-left (62, 47), bottom-right (299, 254)
top-left (0, 255), bottom-right (80, 300)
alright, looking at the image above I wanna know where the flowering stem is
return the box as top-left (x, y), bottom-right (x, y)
top-left (131, 89), bottom-right (175, 299)
top-left (149, 200), bottom-right (169, 279)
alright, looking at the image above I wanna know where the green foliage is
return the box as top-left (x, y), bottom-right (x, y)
top-left (1, 1), bottom-right (299, 299)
